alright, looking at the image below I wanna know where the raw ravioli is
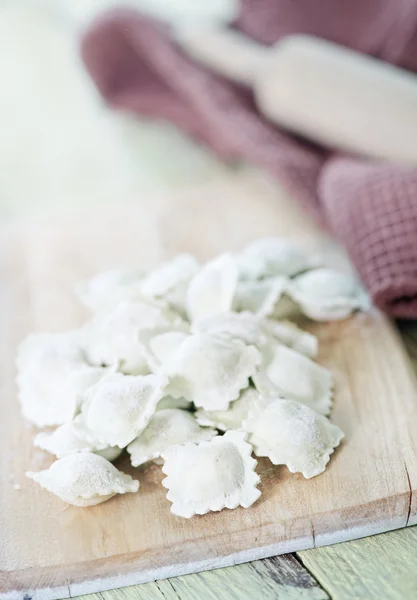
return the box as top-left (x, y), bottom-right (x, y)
top-left (139, 329), bottom-right (190, 373)
top-left (186, 253), bottom-right (238, 322)
top-left (140, 254), bottom-right (199, 303)
top-left (34, 422), bottom-right (122, 461)
top-left (243, 398), bottom-right (344, 478)
top-left (254, 344), bottom-right (333, 416)
top-left (237, 237), bottom-right (313, 279)
top-left (27, 453), bottom-right (139, 506)
top-left (163, 333), bottom-right (261, 411)
top-left (127, 409), bottom-right (216, 467)
top-left (79, 372), bottom-right (166, 447)
top-left (233, 276), bottom-right (288, 317)
top-left (84, 299), bottom-right (184, 374)
top-left (289, 268), bottom-right (371, 321)
top-left (16, 332), bottom-right (102, 427)
top-left (162, 431), bottom-right (261, 518)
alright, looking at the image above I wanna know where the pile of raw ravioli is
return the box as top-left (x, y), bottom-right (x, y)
top-left (18, 238), bottom-right (369, 518)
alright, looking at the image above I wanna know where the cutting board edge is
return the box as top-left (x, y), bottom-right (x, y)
top-left (1, 500), bottom-right (412, 600)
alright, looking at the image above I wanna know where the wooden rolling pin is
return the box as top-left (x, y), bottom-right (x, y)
top-left (178, 28), bottom-right (417, 165)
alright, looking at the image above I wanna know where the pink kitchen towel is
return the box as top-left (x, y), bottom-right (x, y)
top-left (81, 0), bottom-right (417, 317)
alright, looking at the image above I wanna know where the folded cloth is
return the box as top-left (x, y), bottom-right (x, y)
top-left (81, 0), bottom-right (417, 318)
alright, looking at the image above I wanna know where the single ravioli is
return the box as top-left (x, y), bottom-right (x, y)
top-left (127, 409), bottom-right (217, 467)
top-left (16, 332), bottom-right (103, 427)
top-left (243, 398), bottom-right (344, 478)
top-left (192, 311), bottom-right (265, 345)
top-left (83, 298), bottom-right (184, 374)
top-left (27, 453), bottom-right (138, 506)
top-left (163, 333), bottom-right (261, 411)
top-left (289, 268), bottom-right (371, 321)
top-left (161, 430), bottom-right (261, 518)
top-left (254, 344), bottom-right (333, 416)
top-left (237, 237), bottom-right (314, 280)
top-left (34, 422), bottom-right (122, 462)
top-left (140, 254), bottom-right (200, 311)
top-left (75, 268), bottom-right (145, 312)
top-left (263, 319), bottom-right (318, 359)
top-left (79, 372), bottom-right (167, 447)
top-left (186, 253), bottom-right (238, 322)
top-left (195, 388), bottom-right (263, 431)
top-left (233, 276), bottom-right (288, 318)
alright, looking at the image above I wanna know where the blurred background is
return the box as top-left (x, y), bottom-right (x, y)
top-left (0, 0), bottom-right (233, 221)
top-left (2, 0), bottom-right (417, 317)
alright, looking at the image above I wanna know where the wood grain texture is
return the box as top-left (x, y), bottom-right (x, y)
top-left (81, 556), bottom-right (329, 600)
top-left (298, 526), bottom-right (417, 600)
top-left (1, 172), bottom-right (417, 599)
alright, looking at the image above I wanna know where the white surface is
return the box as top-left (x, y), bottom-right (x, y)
top-left (0, 1), bottom-right (230, 221)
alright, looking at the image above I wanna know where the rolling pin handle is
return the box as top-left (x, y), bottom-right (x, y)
top-left (176, 26), bottom-right (267, 86)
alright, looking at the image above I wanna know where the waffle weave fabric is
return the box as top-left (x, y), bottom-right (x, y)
top-left (81, 0), bottom-right (417, 317)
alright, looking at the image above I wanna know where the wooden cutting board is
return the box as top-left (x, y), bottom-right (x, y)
top-left (1, 173), bottom-right (417, 600)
